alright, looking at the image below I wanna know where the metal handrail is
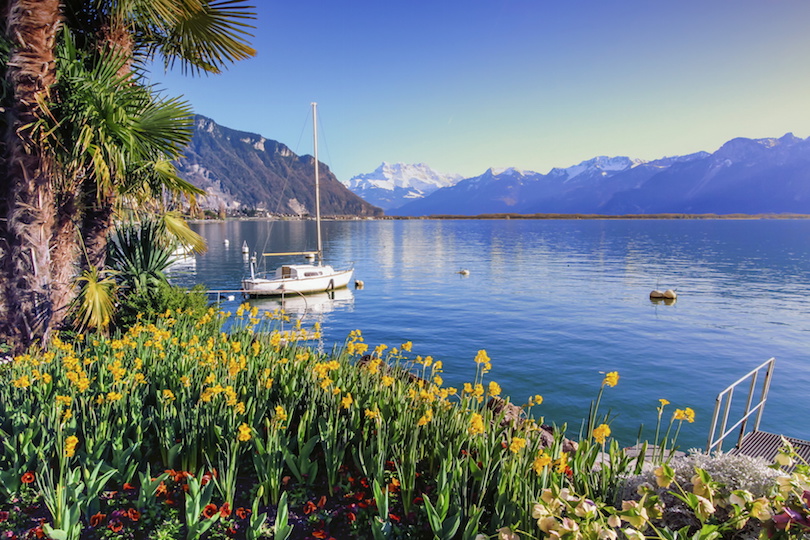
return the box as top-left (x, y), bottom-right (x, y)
top-left (706, 357), bottom-right (775, 453)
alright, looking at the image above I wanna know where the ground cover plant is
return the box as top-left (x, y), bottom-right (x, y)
top-left (1, 305), bottom-right (808, 539)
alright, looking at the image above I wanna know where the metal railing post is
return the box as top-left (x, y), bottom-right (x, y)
top-left (706, 357), bottom-right (776, 453)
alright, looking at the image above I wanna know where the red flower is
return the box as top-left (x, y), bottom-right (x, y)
top-left (317, 495), bottom-right (327, 508)
top-left (0, 511), bottom-right (9, 522)
top-left (127, 508), bottom-right (141, 522)
top-left (303, 501), bottom-right (317, 514)
top-left (388, 513), bottom-right (401, 522)
top-left (21, 472), bottom-right (35, 484)
top-left (202, 504), bottom-right (218, 519)
top-left (219, 502), bottom-right (231, 518)
top-left (90, 513), bottom-right (106, 527)
top-left (235, 507), bottom-right (250, 519)
top-left (108, 519), bottom-right (123, 533)
top-left (312, 531), bottom-right (327, 539)
top-left (347, 511), bottom-right (356, 522)
top-left (174, 471), bottom-right (189, 483)
top-left (33, 526), bottom-right (44, 538)
top-left (413, 496), bottom-right (424, 505)
top-left (123, 482), bottom-right (136, 491)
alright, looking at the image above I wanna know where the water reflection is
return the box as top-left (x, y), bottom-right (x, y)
top-left (248, 288), bottom-right (354, 318)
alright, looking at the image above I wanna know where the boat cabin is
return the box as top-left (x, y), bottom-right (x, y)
top-left (275, 264), bottom-right (329, 280)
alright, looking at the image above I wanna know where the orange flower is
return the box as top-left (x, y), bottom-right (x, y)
top-left (313, 531), bottom-right (327, 539)
top-left (219, 502), bottom-right (231, 518)
top-left (123, 482), bottom-right (136, 491)
top-left (155, 482), bottom-right (168, 497)
top-left (108, 519), bottom-right (123, 533)
top-left (303, 501), bottom-right (318, 514)
top-left (235, 507), bottom-right (249, 519)
top-left (127, 508), bottom-right (140, 522)
top-left (202, 503), bottom-right (218, 519)
top-left (21, 471), bottom-right (35, 484)
top-left (317, 495), bottom-right (327, 508)
top-left (174, 470), bottom-right (189, 483)
top-left (90, 513), bottom-right (106, 527)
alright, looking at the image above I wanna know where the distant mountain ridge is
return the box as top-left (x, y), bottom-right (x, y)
top-left (343, 162), bottom-right (464, 211)
top-left (176, 116), bottom-right (382, 217)
top-left (391, 133), bottom-right (810, 216)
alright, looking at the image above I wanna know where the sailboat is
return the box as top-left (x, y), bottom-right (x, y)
top-left (241, 103), bottom-right (354, 297)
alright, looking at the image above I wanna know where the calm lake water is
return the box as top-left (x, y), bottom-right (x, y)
top-left (168, 218), bottom-right (810, 450)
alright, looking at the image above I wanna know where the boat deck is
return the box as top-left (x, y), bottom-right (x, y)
top-left (729, 430), bottom-right (810, 468)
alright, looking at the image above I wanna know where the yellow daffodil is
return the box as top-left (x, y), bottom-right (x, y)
top-left (275, 405), bottom-right (288, 422)
top-left (341, 393), bottom-right (353, 410)
top-left (602, 371), bottom-right (619, 387)
top-left (237, 423), bottom-right (252, 442)
top-left (592, 424), bottom-right (611, 445)
top-left (509, 437), bottom-right (526, 454)
top-left (468, 413), bottom-right (485, 436)
top-left (64, 435), bottom-right (79, 458)
top-left (533, 452), bottom-right (552, 474)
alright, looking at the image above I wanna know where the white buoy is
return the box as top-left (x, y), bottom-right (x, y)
top-left (241, 241), bottom-right (249, 254)
top-left (224, 239), bottom-right (230, 247)
top-left (226, 295), bottom-right (235, 301)
top-left (458, 269), bottom-right (470, 276)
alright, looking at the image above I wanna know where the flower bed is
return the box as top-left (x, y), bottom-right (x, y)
top-left (1, 306), bottom-right (807, 539)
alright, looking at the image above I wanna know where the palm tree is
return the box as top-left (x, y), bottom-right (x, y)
top-left (61, 0), bottom-right (256, 271)
top-left (0, 0), bottom-right (255, 352)
top-left (0, 0), bottom-right (63, 348)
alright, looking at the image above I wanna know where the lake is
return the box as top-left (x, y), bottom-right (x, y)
top-left (168, 218), bottom-right (810, 451)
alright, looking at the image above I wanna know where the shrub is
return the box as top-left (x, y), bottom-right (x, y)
top-left (114, 282), bottom-right (210, 328)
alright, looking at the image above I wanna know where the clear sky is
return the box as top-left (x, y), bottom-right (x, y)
top-left (147, 0), bottom-right (810, 182)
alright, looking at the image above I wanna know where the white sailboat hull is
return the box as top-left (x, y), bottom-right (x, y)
top-left (242, 266), bottom-right (353, 297)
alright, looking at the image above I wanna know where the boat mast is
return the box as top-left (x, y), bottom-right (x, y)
top-left (312, 102), bottom-right (323, 264)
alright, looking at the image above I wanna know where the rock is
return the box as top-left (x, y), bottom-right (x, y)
top-left (487, 397), bottom-right (526, 428)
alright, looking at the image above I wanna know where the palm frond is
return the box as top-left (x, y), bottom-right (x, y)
top-left (72, 267), bottom-right (118, 334)
top-left (160, 212), bottom-right (207, 254)
top-left (152, 0), bottom-right (257, 75)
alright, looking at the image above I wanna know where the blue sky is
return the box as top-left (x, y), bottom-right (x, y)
top-left (148, 1), bottom-right (810, 181)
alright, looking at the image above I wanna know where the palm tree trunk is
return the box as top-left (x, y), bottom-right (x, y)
top-left (78, 20), bottom-right (132, 273)
top-left (50, 189), bottom-right (80, 327)
top-left (80, 181), bottom-right (114, 270)
top-left (0, 0), bottom-right (62, 352)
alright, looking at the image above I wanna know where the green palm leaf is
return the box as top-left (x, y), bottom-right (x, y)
top-left (73, 267), bottom-right (118, 334)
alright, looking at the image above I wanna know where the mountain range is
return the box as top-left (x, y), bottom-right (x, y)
top-left (175, 116), bottom-right (810, 217)
top-left (176, 116), bottom-right (382, 217)
top-left (392, 134), bottom-right (810, 216)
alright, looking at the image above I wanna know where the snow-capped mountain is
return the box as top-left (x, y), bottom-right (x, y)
top-left (343, 162), bottom-right (464, 211)
top-left (394, 134), bottom-right (810, 216)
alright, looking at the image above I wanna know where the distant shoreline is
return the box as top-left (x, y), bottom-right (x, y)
top-left (388, 212), bottom-right (810, 220)
top-left (187, 212), bottom-right (810, 223)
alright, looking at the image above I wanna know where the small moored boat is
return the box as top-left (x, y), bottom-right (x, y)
top-left (241, 103), bottom-right (353, 297)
